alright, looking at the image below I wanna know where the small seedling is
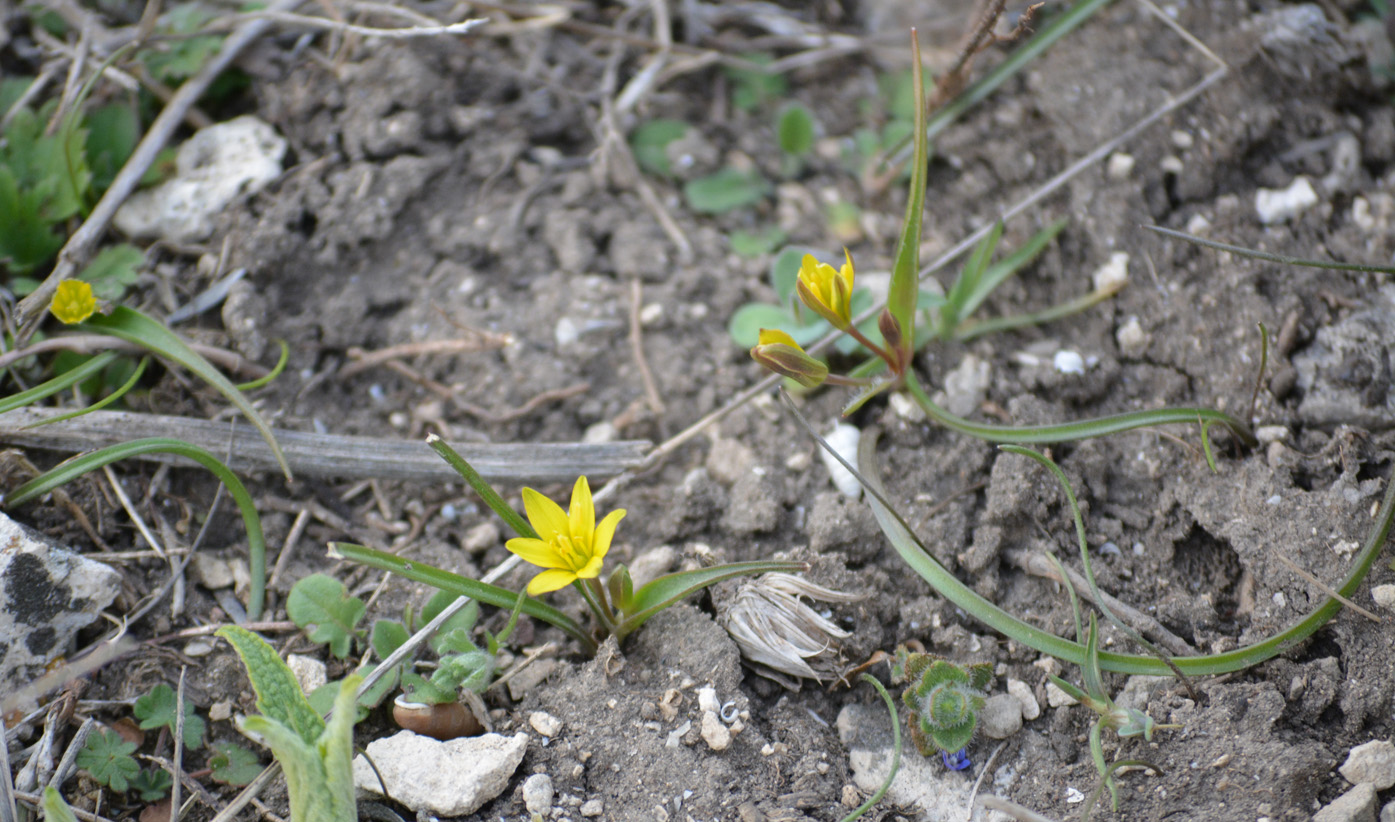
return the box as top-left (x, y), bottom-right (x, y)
top-left (286, 573), bottom-right (367, 659)
top-left (76, 728), bottom-right (140, 792)
top-left (891, 647), bottom-right (992, 770)
top-left (208, 741), bottom-right (263, 786)
top-left (630, 118), bottom-right (689, 178)
top-left (730, 226), bottom-right (787, 257)
top-left (129, 768), bottom-right (173, 802)
top-left (723, 55), bottom-right (788, 111)
top-left (683, 167), bottom-right (770, 214)
top-left (133, 682), bottom-right (206, 749)
top-left (776, 103), bottom-right (816, 177)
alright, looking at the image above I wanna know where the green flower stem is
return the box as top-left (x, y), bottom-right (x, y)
top-left (576, 577), bottom-right (617, 634)
top-left (839, 674), bottom-right (900, 822)
top-left (329, 542), bottom-right (595, 652)
top-left (843, 325), bottom-right (897, 373)
top-left (905, 370), bottom-right (1255, 447)
top-left (859, 427), bottom-right (1395, 676)
top-left (3, 438), bottom-right (269, 620)
top-left (953, 287), bottom-right (1119, 343)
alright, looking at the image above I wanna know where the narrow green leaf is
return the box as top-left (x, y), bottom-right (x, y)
top-left (885, 32), bottom-right (927, 360)
top-left (0, 351), bottom-right (120, 415)
top-left (23, 357), bottom-right (149, 428)
top-left (77, 306), bottom-right (291, 479)
top-left (4, 437), bottom-right (269, 619)
top-left (426, 436), bottom-right (535, 539)
top-left (615, 560), bottom-right (808, 640)
top-left (329, 541), bottom-right (593, 651)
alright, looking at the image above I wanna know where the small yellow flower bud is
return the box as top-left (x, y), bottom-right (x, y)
top-left (50, 280), bottom-right (97, 325)
top-left (795, 250), bottom-right (855, 330)
top-left (750, 329), bottom-right (828, 388)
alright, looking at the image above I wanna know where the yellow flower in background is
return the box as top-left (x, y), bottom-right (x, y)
top-left (750, 328), bottom-right (828, 388)
top-left (796, 250), bottom-right (855, 329)
top-left (50, 280), bottom-right (97, 325)
top-left (507, 476), bottom-right (626, 595)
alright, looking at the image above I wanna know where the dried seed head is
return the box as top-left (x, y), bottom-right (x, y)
top-left (717, 573), bottom-right (863, 687)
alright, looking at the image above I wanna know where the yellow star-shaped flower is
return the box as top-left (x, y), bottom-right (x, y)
top-left (50, 280), bottom-right (97, 325)
top-left (506, 477), bottom-right (626, 595)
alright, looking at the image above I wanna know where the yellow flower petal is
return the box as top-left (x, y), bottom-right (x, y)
top-left (592, 509), bottom-right (626, 563)
top-left (521, 487), bottom-right (569, 542)
top-left (757, 328), bottom-right (802, 349)
top-left (568, 476), bottom-right (594, 549)
top-left (575, 554), bottom-right (605, 581)
top-left (505, 536), bottom-right (560, 568)
top-left (50, 280), bottom-right (97, 325)
top-left (527, 568), bottom-right (578, 595)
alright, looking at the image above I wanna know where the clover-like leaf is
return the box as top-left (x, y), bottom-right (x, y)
top-left (209, 742), bottom-right (263, 786)
top-left (130, 768), bottom-right (173, 801)
top-left (76, 728), bottom-right (140, 792)
top-left (79, 244), bottom-right (144, 302)
top-left (286, 573), bottom-right (366, 658)
top-left (133, 683), bottom-right (206, 749)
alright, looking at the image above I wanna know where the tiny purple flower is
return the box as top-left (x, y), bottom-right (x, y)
top-left (941, 749), bottom-right (971, 771)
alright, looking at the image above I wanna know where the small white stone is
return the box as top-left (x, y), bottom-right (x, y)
top-left (1185, 213), bottom-right (1212, 236)
top-left (938, 355), bottom-right (991, 417)
top-left (1372, 585), bottom-right (1395, 610)
top-left (582, 421), bottom-right (617, 443)
top-left (1340, 740), bottom-right (1395, 790)
top-left (889, 391), bottom-right (927, 422)
top-left (1256, 176), bottom-right (1319, 224)
top-left (784, 451), bottom-right (812, 471)
top-left (554, 317), bottom-right (580, 347)
top-left (1116, 317), bottom-right (1147, 356)
top-left (1045, 681), bottom-right (1078, 708)
top-left (287, 654), bottom-right (327, 696)
top-left (1382, 798), bottom-right (1395, 822)
top-left (1007, 679), bottom-right (1041, 720)
top-left (182, 638), bottom-right (217, 657)
top-left (1255, 426), bottom-right (1290, 444)
top-left (1065, 786), bottom-right (1086, 804)
top-left (1092, 252), bottom-right (1130, 293)
top-left (522, 774), bottom-right (555, 814)
top-left (697, 686), bottom-right (721, 713)
top-left (1171, 130), bottom-right (1194, 149)
top-left (580, 799), bottom-right (604, 817)
top-left (1273, 591), bottom-right (1287, 608)
top-left (529, 711), bottom-right (563, 738)
top-left (1353, 197), bottom-right (1377, 231)
top-left (1033, 657), bottom-right (1061, 677)
top-left (1053, 350), bottom-right (1086, 375)
top-left (461, 521), bottom-right (500, 553)
top-left (980, 694), bottom-right (1023, 739)
top-left (1313, 783), bottom-right (1377, 822)
top-left (819, 423), bottom-right (863, 499)
top-left (1106, 152), bottom-right (1135, 179)
top-left (700, 710), bottom-right (731, 751)
top-left (1160, 155), bottom-right (1184, 174)
top-left (639, 302), bottom-right (664, 325)
top-left (353, 731), bottom-right (527, 816)
top-left (1331, 540), bottom-right (1360, 559)
top-left (628, 545), bottom-right (677, 590)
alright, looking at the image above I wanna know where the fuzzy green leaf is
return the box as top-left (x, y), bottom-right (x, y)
top-left (215, 625), bottom-right (324, 745)
top-left (286, 573), bottom-right (366, 659)
top-left (76, 728), bottom-right (140, 792)
top-left (776, 104), bottom-right (816, 157)
top-left (130, 768), bottom-right (173, 801)
top-left (683, 168), bottom-right (770, 214)
top-left (133, 683), bottom-right (206, 749)
top-left (209, 741), bottom-right (263, 786)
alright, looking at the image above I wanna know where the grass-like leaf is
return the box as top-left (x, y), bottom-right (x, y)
top-left (614, 560), bottom-right (810, 641)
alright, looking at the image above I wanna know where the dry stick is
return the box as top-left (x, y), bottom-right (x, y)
top-left (267, 507), bottom-right (312, 592)
top-left (979, 795), bottom-right (1061, 822)
top-left (0, 714), bottom-right (16, 822)
top-left (0, 335), bottom-right (270, 377)
top-left (1005, 548), bottom-right (1196, 656)
top-left (1270, 550), bottom-right (1381, 623)
top-left (0, 407), bottom-right (646, 482)
top-left (965, 741), bottom-right (1009, 822)
top-left (171, 668), bottom-right (186, 822)
top-left (102, 464), bottom-right (166, 559)
top-left (14, 0), bottom-right (305, 333)
top-left (206, 10), bottom-right (486, 38)
top-left (629, 280), bottom-right (665, 415)
top-left (339, 335), bottom-right (511, 379)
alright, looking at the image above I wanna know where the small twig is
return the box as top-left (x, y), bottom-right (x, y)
top-left (339, 335), bottom-right (511, 379)
top-left (0, 637), bottom-right (135, 716)
top-left (267, 508), bottom-right (312, 592)
top-left (145, 621), bottom-right (298, 645)
top-left (0, 60), bottom-right (64, 132)
top-left (170, 669), bottom-right (186, 822)
top-left (0, 333), bottom-right (271, 378)
top-left (1270, 550), bottom-right (1381, 623)
top-left (102, 464), bottom-right (165, 559)
top-left (965, 741), bottom-right (1008, 821)
top-left (978, 795), bottom-right (1061, 822)
top-left (205, 10), bottom-right (486, 39)
top-left (629, 280), bottom-right (665, 416)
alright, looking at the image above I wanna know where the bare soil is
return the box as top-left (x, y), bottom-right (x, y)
top-left (8, 0), bottom-right (1395, 820)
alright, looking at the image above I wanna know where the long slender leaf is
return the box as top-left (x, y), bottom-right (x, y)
top-left (962, 217), bottom-right (1069, 318)
top-left (328, 542), bottom-right (592, 651)
top-left (5, 437), bottom-right (269, 619)
top-left (24, 357), bottom-right (149, 428)
top-left (884, 32), bottom-right (928, 359)
top-left (78, 307), bottom-right (290, 479)
top-left (0, 351), bottom-right (120, 414)
top-left (615, 560), bottom-right (810, 641)
top-left (426, 435), bottom-right (536, 540)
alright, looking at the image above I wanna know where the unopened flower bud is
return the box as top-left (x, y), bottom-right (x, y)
top-left (751, 329), bottom-right (828, 388)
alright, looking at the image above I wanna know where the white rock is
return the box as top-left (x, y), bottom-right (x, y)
top-left (819, 423), bottom-right (863, 499)
top-left (352, 731), bottom-right (527, 816)
top-left (1341, 740), bottom-right (1395, 790)
top-left (522, 773), bottom-right (554, 814)
top-left (1092, 252), bottom-right (1130, 293)
top-left (889, 391), bottom-right (927, 422)
top-left (838, 703), bottom-right (975, 819)
top-left (529, 711), bottom-right (563, 738)
top-left (979, 693), bottom-right (1023, 739)
top-left (1313, 782), bottom-right (1377, 822)
top-left (1007, 679), bottom-right (1040, 721)
top-left (581, 799), bottom-right (604, 817)
top-left (701, 710), bottom-right (731, 751)
top-left (1185, 213), bottom-right (1212, 236)
top-left (697, 686), bottom-right (721, 713)
top-left (1255, 425), bottom-right (1290, 444)
top-left (627, 545), bottom-right (677, 590)
top-left (1372, 585), bottom-right (1395, 610)
top-left (461, 521), bottom-right (500, 554)
top-left (582, 421), bottom-right (617, 443)
top-left (554, 317), bottom-right (580, 347)
top-left (1106, 152), bottom-right (1135, 179)
top-left (1383, 799), bottom-right (1395, 822)
top-left (286, 654), bottom-right (327, 696)
top-left (1116, 316), bottom-right (1147, 356)
top-left (1053, 350), bottom-right (1086, 375)
top-left (0, 513), bottom-right (122, 705)
top-left (938, 355), bottom-right (991, 417)
top-left (1114, 675), bottom-right (1171, 713)
top-left (1255, 176), bottom-right (1318, 224)
top-left (1171, 130), bottom-right (1194, 149)
top-left (114, 116), bottom-right (286, 243)
top-left (188, 554), bottom-right (236, 589)
top-left (1045, 680), bottom-right (1078, 708)
top-left (1160, 155), bottom-right (1184, 174)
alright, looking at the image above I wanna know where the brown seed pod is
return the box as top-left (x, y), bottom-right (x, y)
top-left (391, 695), bottom-right (484, 740)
